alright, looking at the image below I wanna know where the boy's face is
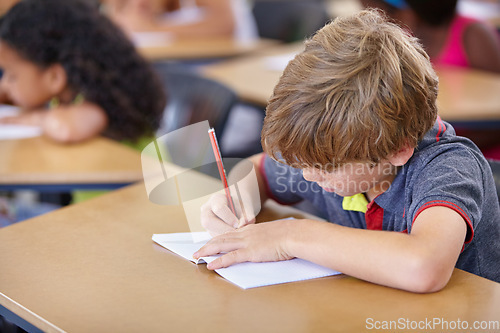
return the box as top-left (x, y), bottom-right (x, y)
top-left (302, 160), bottom-right (397, 199)
top-left (0, 41), bottom-right (55, 109)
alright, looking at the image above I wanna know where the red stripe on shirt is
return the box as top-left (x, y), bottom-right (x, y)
top-left (435, 116), bottom-right (444, 143)
top-left (412, 200), bottom-right (474, 244)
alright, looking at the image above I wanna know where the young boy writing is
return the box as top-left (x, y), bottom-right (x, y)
top-left (194, 9), bottom-right (500, 293)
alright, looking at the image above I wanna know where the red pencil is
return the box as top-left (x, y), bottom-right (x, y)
top-left (208, 128), bottom-right (237, 216)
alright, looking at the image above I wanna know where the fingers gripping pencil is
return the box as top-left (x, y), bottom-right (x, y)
top-left (208, 128), bottom-right (248, 224)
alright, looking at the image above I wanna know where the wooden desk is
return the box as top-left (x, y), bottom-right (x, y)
top-left (0, 137), bottom-right (143, 190)
top-left (0, 182), bottom-right (499, 332)
top-left (201, 43), bottom-right (303, 106)
top-left (138, 37), bottom-right (279, 61)
top-left (201, 44), bottom-right (500, 123)
top-left (436, 66), bottom-right (500, 122)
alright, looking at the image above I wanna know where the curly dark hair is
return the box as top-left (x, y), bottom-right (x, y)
top-left (0, 0), bottom-right (166, 141)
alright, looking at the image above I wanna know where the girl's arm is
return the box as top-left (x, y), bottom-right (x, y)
top-left (109, 0), bottom-right (235, 38)
top-left (43, 102), bottom-right (108, 142)
top-left (155, 0), bottom-right (235, 38)
top-left (464, 22), bottom-right (500, 73)
top-left (0, 102), bottom-right (108, 143)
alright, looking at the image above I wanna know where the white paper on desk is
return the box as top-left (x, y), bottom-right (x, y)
top-left (131, 31), bottom-right (174, 47)
top-left (152, 231), bottom-right (341, 289)
top-left (0, 105), bottom-right (42, 140)
top-left (264, 53), bottom-right (297, 72)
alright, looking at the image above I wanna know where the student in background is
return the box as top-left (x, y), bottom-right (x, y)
top-left (101, 0), bottom-right (258, 41)
top-left (194, 10), bottom-right (500, 292)
top-left (0, 0), bottom-right (166, 144)
top-left (361, 0), bottom-right (500, 73)
top-left (401, 0), bottom-right (500, 158)
top-left (0, 0), bottom-right (17, 104)
top-left (361, 0), bottom-right (500, 159)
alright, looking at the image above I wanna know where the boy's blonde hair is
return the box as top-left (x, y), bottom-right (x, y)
top-left (262, 9), bottom-right (438, 169)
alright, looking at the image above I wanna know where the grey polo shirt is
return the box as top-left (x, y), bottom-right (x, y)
top-left (261, 118), bottom-right (500, 283)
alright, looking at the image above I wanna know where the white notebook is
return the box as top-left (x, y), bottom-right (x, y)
top-left (152, 232), bottom-right (341, 289)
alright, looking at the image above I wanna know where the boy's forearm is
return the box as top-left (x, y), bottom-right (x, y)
top-left (196, 207), bottom-right (465, 292)
top-left (288, 221), bottom-right (420, 290)
top-left (286, 215), bottom-right (463, 293)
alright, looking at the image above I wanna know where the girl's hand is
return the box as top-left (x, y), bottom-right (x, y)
top-left (193, 219), bottom-right (296, 269)
top-left (0, 111), bottom-right (45, 126)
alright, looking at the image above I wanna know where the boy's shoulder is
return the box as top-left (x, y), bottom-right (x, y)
top-left (395, 119), bottom-right (499, 226)
top-left (408, 119), bottom-right (485, 173)
top-left (396, 120), bottom-right (489, 196)
top-left (384, 119), bottom-right (491, 210)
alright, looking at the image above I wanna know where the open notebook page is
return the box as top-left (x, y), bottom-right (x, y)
top-left (152, 232), bottom-right (341, 289)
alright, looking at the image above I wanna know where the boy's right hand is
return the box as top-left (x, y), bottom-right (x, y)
top-left (200, 193), bottom-right (255, 237)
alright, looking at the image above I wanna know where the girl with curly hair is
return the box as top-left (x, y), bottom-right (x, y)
top-left (0, 0), bottom-right (166, 143)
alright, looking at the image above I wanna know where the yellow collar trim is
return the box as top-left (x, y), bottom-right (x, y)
top-left (342, 193), bottom-right (369, 213)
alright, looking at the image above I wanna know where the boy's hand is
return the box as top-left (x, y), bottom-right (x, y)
top-left (193, 219), bottom-right (295, 269)
top-left (200, 157), bottom-right (262, 237)
top-left (200, 191), bottom-right (257, 237)
top-left (200, 193), bottom-right (238, 236)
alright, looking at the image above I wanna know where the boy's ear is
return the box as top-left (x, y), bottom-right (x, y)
top-left (388, 144), bottom-right (414, 166)
top-left (43, 64), bottom-right (67, 95)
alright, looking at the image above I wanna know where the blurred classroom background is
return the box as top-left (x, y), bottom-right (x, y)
top-left (0, 0), bottom-right (499, 330)
top-left (0, 0), bottom-right (499, 226)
